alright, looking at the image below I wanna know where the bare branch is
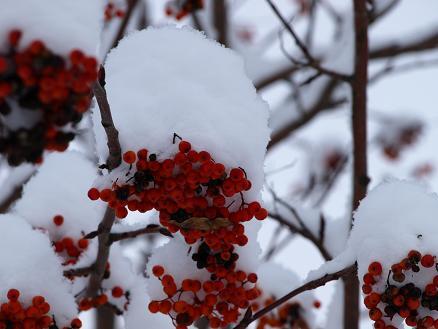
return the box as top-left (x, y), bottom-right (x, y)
top-left (370, 30), bottom-right (438, 59)
top-left (111, 0), bottom-right (140, 50)
top-left (268, 79), bottom-right (346, 149)
top-left (369, 58), bottom-right (438, 83)
top-left (213, 0), bottom-right (228, 46)
top-left (109, 224), bottom-right (172, 243)
top-left (92, 78), bottom-right (122, 171)
top-left (63, 265), bottom-right (94, 278)
top-left (86, 207), bottom-right (116, 297)
top-left (232, 264), bottom-right (357, 329)
top-left (265, 0), bottom-right (352, 82)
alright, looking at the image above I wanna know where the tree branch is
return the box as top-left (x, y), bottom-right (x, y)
top-left (266, 0), bottom-right (352, 82)
top-left (213, 0), bottom-right (228, 46)
top-left (110, 0), bottom-right (140, 50)
top-left (109, 224), bottom-right (172, 243)
top-left (232, 264), bottom-right (357, 329)
top-left (86, 207), bottom-right (116, 297)
top-left (92, 78), bottom-right (121, 171)
top-left (344, 1), bottom-right (369, 328)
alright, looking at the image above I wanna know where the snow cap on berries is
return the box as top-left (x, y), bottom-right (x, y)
top-left (14, 152), bottom-right (105, 238)
top-left (0, 214), bottom-right (78, 327)
top-left (93, 26), bottom-right (270, 199)
top-left (0, 0), bottom-right (104, 56)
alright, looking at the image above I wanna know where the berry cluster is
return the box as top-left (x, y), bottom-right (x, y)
top-left (0, 289), bottom-right (82, 329)
top-left (78, 285), bottom-right (129, 313)
top-left (165, 0), bottom-right (204, 20)
top-left (104, 2), bottom-right (125, 22)
top-left (50, 215), bottom-right (89, 266)
top-left (378, 122), bottom-right (422, 161)
top-left (363, 251), bottom-right (438, 329)
top-left (88, 139), bottom-right (268, 327)
top-left (252, 297), bottom-right (309, 329)
top-left (0, 30), bottom-right (97, 165)
top-left (148, 265), bottom-right (260, 328)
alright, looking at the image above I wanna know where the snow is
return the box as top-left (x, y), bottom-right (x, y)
top-left (0, 0), bottom-right (104, 56)
top-left (348, 180), bottom-right (438, 280)
top-left (13, 152), bottom-right (105, 239)
top-left (257, 262), bottom-right (317, 327)
top-left (93, 25), bottom-right (270, 201)
top-left (124, 277), bottom-right (170, 329)
top-left (0, 214), bottom-right (77, 327)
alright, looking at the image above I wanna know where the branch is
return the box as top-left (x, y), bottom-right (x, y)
top-left (268, 79), bottom-right (345, 149)
top-left (109, 224), bottom-right (172, 243)
top-left (266, 0), bottom-right (352, 82)
top-left (370, 30), bottom-right (438, 59)
top-left (92, 78), bottom-right (121, 171)
top-left (344, 1), bottom-right (369, 328)
top-left (110, 0), bottom-right (140, 50)
top-left (232, 264), bottom-right (357, 329)
top-left (213, 0), bottom-right (228, 46)
top-left (63, 265), bottom-right (94, 278)
top-left (86, 207), bottom-right (116, 297)
top-left (369, 58), bottom-right (438, 83)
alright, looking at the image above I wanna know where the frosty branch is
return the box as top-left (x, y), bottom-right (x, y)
top-left (232, 264), bottom-right (358, 329)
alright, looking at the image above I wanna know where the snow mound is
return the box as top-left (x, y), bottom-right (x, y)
top-left (0, 0), bottom-right (103, 56)
top-left (14, 152), bottom-right (105, 238)
top-left (0, 214), bottom-right (77, 327)
top-left (257, 262), bottom-right (317, 327)
top-left (349, 180), bottom-right (438, 279)
top-left (93, 25), bottom-right (270, 199)
top-left (124, 277), bottom-right (170, 329)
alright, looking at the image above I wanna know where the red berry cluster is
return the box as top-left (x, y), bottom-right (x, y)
top-left (251, 296), bottom-right (310, 329)
top-left (51, 215), bottom-right (89, 266)
top-left (165, 0), bottom-right (204, 20)
top-left (148, 265), bottom-right (260, 328)
top-left (87, 139), bottom-right (267, 327)
top-left (0, 289), bottom-right (82, 329)
top-left (78, 285), bottom-right (129, 313)
top-left (0, 30), bottom-right (97, 165)
top-left (378, 122), bottom-right (422, 161)
top-left (104, 2), bottom-right (125, 22)
top-left (363, 251), bottom-right (438, 329)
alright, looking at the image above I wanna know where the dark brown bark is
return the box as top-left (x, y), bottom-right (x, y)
top-left (232, 264), bottom-right (357, 329)
top-left (213, 0), bottom-right (228, 46)
top-left (97, 305), bottom-right (116, 329)
top-left (344, 1), bottom-right (369, 329)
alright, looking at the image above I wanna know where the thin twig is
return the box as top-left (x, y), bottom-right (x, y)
top-left (232, 264), bottom-right (357, 329)
top-left (110, 0), bottom-right (140, 50)
top-left (63, 265), bottom-right (94, 278)
top-left (86, 207), bottom-right (117, 297)
top-left (92, 78), bottom-right (121, 171)
top-left (109, 224), bottom-right (172, 243)
top-left (265, 0), bottom-right (352, 82)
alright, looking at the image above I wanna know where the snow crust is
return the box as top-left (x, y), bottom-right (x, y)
top-left (0, 214), bottom-right (77, 327)
top-left (93, 25), bottom-right (270, 200)
top-left (0, 0), bottom-right (104, 56)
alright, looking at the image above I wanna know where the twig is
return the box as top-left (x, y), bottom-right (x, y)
top-left (63, 265), bottom-right (94, 278)
top-left (213, 0), bottom-right (228, 46)
top-left (344, 1), bottom-right (369, 328)
top-left (232, 264), bottom-right (357, 329)
top-left (369, 58), bottom-right (438, 84)
top-left (86, 207), bottom-right (117, 297)
top-left (109, 224), bottom-right (172, 243)
top-left (92, 78), bottom-right (121, 171)
top-left (265, 0), bottom-right (352, 82)
top-left (110, 0), bottom-right (140, 50)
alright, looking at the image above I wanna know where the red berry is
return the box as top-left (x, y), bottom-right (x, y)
top-left (123, 150), bottom-right (136, 164)
top-left (179, 141), bottom-right (191, 153)
top-left (152, 265), bottom-right (164, 277)
top-left (53, 215), bottom-right (64, 226)
top-left (421, 254), bottom-right (435, 268)
top-left (368, 261), bottom-right (382, 276)
top-left (87, 188), bottom-right (100, 200)
top-left (112, 286), bottom-right (124, 298)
